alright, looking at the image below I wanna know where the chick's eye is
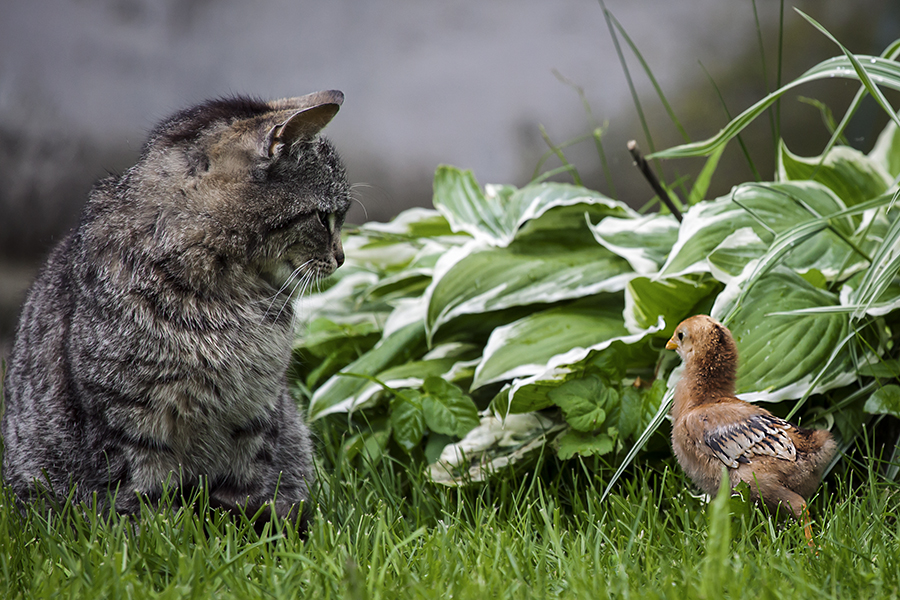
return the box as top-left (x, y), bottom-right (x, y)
top-left (677, 331), bottom-right (684, 341)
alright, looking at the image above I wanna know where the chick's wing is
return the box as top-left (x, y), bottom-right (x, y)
top-left (683, 403), bottom-right (796, 468)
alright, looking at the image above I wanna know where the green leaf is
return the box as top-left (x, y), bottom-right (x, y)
top-left (712, 269), bottom-right (854, 402)
top-left (706, 228), bottom-right (768, 283)
top-left (777, 142), bottom-right (892, 206)
top-left (648, 54), bottom-right (900, 160)
top-left (390, 391), bottom-right (427, 453)
top-left (473, 299), bottom-right (632, 389)
top-left (548, 375), bottom-right (614, 432)
top-left (870, 116), bottom-right (900, 178)
top-left (863, 384), bottom-right (900, 417)
top-left (427, 412), bottom-right (566, 486)
top-left (426, 239), bottom-right (632, 340)
top-left (432, 166), bottom-right (511, 244)
top-left (342, 420), bottom-right (391, 465)
top-left (308, 322), bottom-right (428, 420)
top-left (556, 430), bottom-right (614, 460)
top-left (432, 166), bottom-right (630, 247)
top-left (614, 381), bottom-right (666, 442)
top-left (490, 319), bottom-right (663, 415)
top-left (625, 275), bottom-right (720, 334)
top-left (688, 145), bottom-right (726, 204)
top-left (421, 377), bottom-right (480, 437)
top-left (588, 213), bottom-right (680, 274)
top-left (659, 181), bottom-right (858, 279)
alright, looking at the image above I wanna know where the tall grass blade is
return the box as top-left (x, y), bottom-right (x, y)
top-left (598, 0), bottom-right (656, 158)
top-left (850, 191), bottom-right (900, 320)
top-left (649, 56), bottom-right (900, 160)
top-left (687, 145), bottom-right (726, 205)
top-left (609, 12), bottom-right (689, 143)
top-left (797, 10), bottom-right (900, 131)
top-left (699, 61), bottom-right (761, 181)
top-left (751, 0), bottom-right (777, 149)
top-left (600, 388), bottom-right (674, 502)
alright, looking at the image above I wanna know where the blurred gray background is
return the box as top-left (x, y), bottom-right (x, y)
top-left (1, 0), bottom-right (897, 360)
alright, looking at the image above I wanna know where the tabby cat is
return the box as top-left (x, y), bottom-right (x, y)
top-left (2, 90), bottom-right (351, 531)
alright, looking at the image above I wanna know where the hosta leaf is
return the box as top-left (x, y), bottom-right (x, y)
top-left (427, 412), bottom-right (566, 486)
top-left (548, 375), bottom-right (615, 432)
top-left (390, 391), bottom-right (426, 453)
top-left (308, 322), bottom-right (427, 420)
top-left (870, 116), bottom-right (900, 178)
top-left (489, 316), bottom-right (664, 414)
top-left (556, 430), bottom-right (614, 460)
top-left (421, 377), bottom-right (480, 437)
top-left (659, 181), bottom-right (857, 279)
top-left (777, 142), bottom-right (892, 206)
top-left (432, 167), bottom-right (513, 245)
top-left (706, 228), bottom-right (768, 283)
top-left (473, 299), bottom-right (631, 389)
top-left (863, 384), bottom-right (900, 417)
top-left (432, 166), bottom-right (630, 247)
top-left (624, 275), bottom-right (720, 335)
top-left (426, 239), bottom-right (632, 339)
top-left (326, 355), bottom-right (472, 416)
top-left (712, 268), bottom-right (854, 402)
top-left (588, 213), bottom-right (680, 274)
top-left (357, 206), bottom-right (455, 239)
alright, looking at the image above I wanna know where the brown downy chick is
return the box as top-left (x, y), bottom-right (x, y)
top-left (666, 315), bottom-right (837, 544)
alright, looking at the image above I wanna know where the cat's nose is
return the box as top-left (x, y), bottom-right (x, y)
top-left (333, 238), bottom-right (344, 267)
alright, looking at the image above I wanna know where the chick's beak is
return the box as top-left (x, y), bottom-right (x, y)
top-left (665, 338), bottom-right (678, 351)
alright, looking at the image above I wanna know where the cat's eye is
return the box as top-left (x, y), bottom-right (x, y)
top-left (317, 210), bottom-right (335, 234)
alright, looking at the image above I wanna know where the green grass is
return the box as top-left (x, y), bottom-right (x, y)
top-left (2, 445), bottom-right (898, 599)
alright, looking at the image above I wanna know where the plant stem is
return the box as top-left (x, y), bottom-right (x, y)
top-left (627, 140), bottom-right (683, 222)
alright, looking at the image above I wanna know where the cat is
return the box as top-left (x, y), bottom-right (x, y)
top-left (2, 90), bottom-right (351, 532)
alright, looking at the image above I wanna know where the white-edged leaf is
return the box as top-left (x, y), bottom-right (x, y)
top-left (624, 275), bottom-right (720, 335)
top-left (777, 142), bottom-right (892, 206)
top-left (870, 113), bottom-right (900, 179)
top-left (425, 238), bottom-right (633, 340)
top-left (308, 322), bottom-right (427, 420)
top-left (427, 412), bottom-right (566, 486)
top-left (659, 181), bottom-right (857, 279)
top-left (649, 54), bottom-right (900, 160)
top-left (588, 213), bottom-right (680, 275)
top-left (432, 166), bottom-right (631, 247)
top-left (473, 300), bottom-right (630, 389)
top-left (495, 315), bottom-right (665, 412)
top-left (712, 268), bottom-right (855, 402)
top-left (706, 227), bottom-right (768, 283)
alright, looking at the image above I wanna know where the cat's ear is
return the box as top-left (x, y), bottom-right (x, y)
top-left (264, 90), bottom-right (343, 158)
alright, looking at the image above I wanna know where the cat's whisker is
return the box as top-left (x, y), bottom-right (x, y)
top-left (262, 264), bottom-right (305, 321)
top-left (274, 264), bottom-right (315, 325)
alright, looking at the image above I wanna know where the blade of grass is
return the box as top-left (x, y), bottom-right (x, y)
top-left (552, 69), bottom-right (620, 198)
top-left (538, 125), bottom-right (583, 186)
top-left (608, 13), bottom-right (689, 143)
top-left (797, 10), bottom-right (900, 131)
top-left (600, 387), bottom-right (674, 502)
top-left (598, 0), bottom-right (656, 158)
top-left (687, 145), bottom-right (726, 205)
top-left (812, 37), bottom-right (900, 173)
top-left (751, 0), bottom-right (777, 149)
top-left (650, 55), bottom-right (900, 160)
top-left (699, 61), bottom-right (762, 181)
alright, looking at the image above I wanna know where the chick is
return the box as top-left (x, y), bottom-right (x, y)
top-left (666, 315), bottom-right (837, 544)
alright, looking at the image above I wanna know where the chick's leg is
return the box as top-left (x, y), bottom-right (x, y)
top-left (739, 469), bottom-right (816, 549)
